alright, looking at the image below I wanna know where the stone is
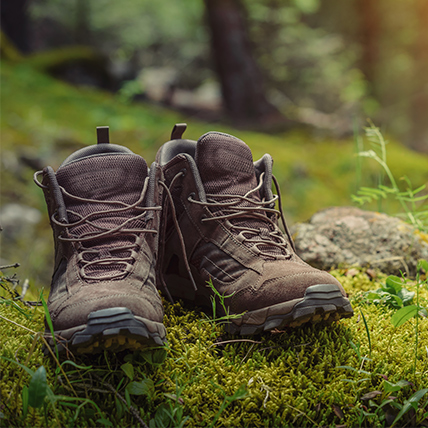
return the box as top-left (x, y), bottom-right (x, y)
top-left (291, 206), bottom-right (428, 277)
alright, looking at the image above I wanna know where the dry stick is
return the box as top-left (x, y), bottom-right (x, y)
top-left (284, 403), bottom-right (320, 427)
top-left (0, 263), bottom-right (20, 270)
top-left (20, 278), bottom-right (30, 298)
top-left (92, 373), bottom-right (149, 428)
top-left (207, 339), bottom-right (262, 349)
top-left (241, 343), bottom-right (256, 365)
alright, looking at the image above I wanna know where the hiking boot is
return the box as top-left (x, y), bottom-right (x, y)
top-left (34, 127), bottom-right (166, 353)
top-left (156, 124), bottom-right (353, 335)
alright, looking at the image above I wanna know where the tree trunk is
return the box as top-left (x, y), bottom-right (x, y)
top-left (75, 0), bottom-right (91, 45)
top-left (0, 0), bottom-right (30, 53)
top-left (356, 0), bottom-right (380, 89)
top-left (204, 0), bottom-right (281, 125)
top-left (409, 0), bottom-right (428, 153)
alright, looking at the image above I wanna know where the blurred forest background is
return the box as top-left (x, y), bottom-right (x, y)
top-left (2, 0), bottom-right (428, 147)
top-left (1, 0), bottom-right (428, 287)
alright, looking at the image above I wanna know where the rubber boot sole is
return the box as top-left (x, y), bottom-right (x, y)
top-left (227, 284), bottom-right (354, 335)
top-left (44, 307), bottom-right (167, 354)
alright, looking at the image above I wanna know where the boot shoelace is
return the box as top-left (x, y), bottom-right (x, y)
top-left (34, 170), bottom-right (160, 281)
top-left (158, 170), bottom-right (294, 303)
top-left (188, 172), bottom-right (293, 260)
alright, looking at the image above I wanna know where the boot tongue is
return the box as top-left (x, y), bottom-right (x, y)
top-left (56, 153), bottom-right (148, 209)
top-left (195, 132), bottom-right (286, 259)
top-left (55, 152), bottom-right (149, 279)
top-left (195, 132), bottom-right (259, 197)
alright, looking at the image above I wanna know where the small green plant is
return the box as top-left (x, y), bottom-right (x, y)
top-left (364, 275), bottom-right (418, 310)
top-left (362, 260), bottom-right (428, 369)
top-left (352, 121), bottom-right (428, 232)
top-left (338, 347), bottom-right (428, 427)
top-left (205, 278), bottom-right (245, 323)
top-left (208, 384), bottom-right (248, 428)
top-left (358, 379), bottom-right (428, 428)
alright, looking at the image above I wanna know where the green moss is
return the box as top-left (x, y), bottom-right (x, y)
top-left (1, 270), bottom-right (427, 427)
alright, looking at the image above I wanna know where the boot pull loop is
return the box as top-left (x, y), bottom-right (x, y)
top-left (97, 126), bottom-right (110, 144)
top-left (171, 123), bottom-right (187, 140)
top-left (45, 166), bottom-right (69, 223)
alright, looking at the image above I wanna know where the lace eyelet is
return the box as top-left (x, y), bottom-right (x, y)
top-left (180, 168), bottom-right (187, 177)
top-left (188, 192), bottom-right (195, 202)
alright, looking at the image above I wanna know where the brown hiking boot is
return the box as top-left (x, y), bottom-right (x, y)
top-left (156, 124), bottom-right (353, 335)
top-left (34, 127), bottom-right (166, 353)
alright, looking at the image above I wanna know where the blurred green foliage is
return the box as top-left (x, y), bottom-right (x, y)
top-left (26, 0), bottom-right (428, 145)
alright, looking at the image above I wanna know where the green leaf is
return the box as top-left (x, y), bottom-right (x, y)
top-left (385, 275), bottom-right (404, 293)
top-left (369, 289), bottom-right (403, 309)
top-left (41, 293), bottom-right (58, 359)
top-left (22, 385), bottom-right (29, 420)
top-left (96, 418), bottom-right (114, 427)
top-left (60, 360), bottom-right (92, 370)
top-left (139, 348), bottom-right (167, 366)
top-left (45, 385), bottom-right (57, 404)
top-left (391, 388), bottom-right (428, 427)
top-left (391, 305), bottom-right (419, 328)
top-left (28, 366), bottom-right (47, 408)
top-left (125, 389), bottom-right (131, 408)
top-left (418, 259), bottom-right (428, 274)
top-left (153, 403), bottom-right (174, 428)
top-left (397, 288), bottom-right (415, 305)
top-left (358, 150), bottom-right (377, 158)
top-left (383, 380), bottom-right (411, 393)
top-left (336, 365), bottom-right (371, 375)
top-left (365, 292), bottom-right (380, 301)
top-left (398, 194), bottom-right (428, 202)
top-left (126, 379), bottom-right (154, 397)
top-left (411, 184), bottom-right (427, 194)
top-left (120, 362), bottom-right (134, 380)
top-left (0, 357), bottom-right (34, 376)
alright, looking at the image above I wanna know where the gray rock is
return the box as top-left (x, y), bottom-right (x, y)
top-left (291, 206), bottom-right (428, 277)
top-left (0, 203), bottom-right (42, 240)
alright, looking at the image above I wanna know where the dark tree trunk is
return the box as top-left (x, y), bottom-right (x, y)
top-left (410, 0), bottom-right (428, 153)
top-left (0, 0), bottom-right (30, 53)
top-left (356, 0), bottom-right (380, 88)
top-left (204, 0), bottom-right (281, 125)
top-left (75, 0), bottom-right (91, 45)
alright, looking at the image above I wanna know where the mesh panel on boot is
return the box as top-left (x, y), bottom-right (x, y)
top-left (195, 132), bottom-right (285, 258)
top-left (196, 132), bottom-right (258, 197)
top-left (56, 154), bottom-right (149, 278)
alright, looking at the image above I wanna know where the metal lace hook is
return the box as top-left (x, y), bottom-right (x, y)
top-left (34, 167), bottom-right (68, 223)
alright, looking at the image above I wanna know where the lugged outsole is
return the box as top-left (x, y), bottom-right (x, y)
top-left (226, 284), bottom-right (354, 335)
top-left (45, 307), bottom-right (167, 355)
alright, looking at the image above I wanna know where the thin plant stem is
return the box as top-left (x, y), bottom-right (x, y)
top-left (360, 309), bottom-right (372, 360)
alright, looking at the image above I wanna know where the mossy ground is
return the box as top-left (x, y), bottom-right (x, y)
top-left (1, 60), bottom-right (428, 427)
top-left (1, 269), bottom-right (427, 427)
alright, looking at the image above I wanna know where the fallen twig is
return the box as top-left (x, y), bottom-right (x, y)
top-left (208, 339), bottom-right (262, 349)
